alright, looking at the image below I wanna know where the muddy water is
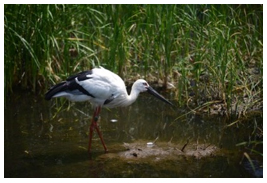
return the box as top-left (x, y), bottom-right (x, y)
top-left (4, 92), bottom-right (262, 177)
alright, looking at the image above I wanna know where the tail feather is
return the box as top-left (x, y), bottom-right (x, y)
top-left (45, 82), bottom-right (68, 100)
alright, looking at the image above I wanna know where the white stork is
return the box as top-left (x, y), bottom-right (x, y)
top-left (45, 66), bottom-right (173, 152)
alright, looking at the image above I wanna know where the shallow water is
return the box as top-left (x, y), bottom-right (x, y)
top-left (4, 92), bottom-right (262, 178)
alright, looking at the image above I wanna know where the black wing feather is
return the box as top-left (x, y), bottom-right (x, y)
top-left (67, 70), bottom-right (92, 81)
top-left (45, 81), bottom-right (68, 100)
top-left (45, 70), bottom-right (95, 100)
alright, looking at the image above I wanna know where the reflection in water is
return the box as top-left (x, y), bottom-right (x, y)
top-left (4, 92), bottom-right (262, 177)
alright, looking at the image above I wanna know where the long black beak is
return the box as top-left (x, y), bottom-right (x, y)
top-left (147, 86), bottom-right (174, 107)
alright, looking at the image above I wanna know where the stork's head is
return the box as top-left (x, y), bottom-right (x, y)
top-left (133, 79), bottom-right (174, 106)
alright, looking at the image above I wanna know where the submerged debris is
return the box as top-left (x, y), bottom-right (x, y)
top-left (181, 140), bottom-right (189, 152)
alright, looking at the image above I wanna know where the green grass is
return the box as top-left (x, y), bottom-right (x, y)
top-left (4, 5), bottom-right (262, 167)
top-left (4, 5), bottom-right (263, 116)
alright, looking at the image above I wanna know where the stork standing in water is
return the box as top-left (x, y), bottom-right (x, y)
top-left (45, 67), bottom-right (173, 152)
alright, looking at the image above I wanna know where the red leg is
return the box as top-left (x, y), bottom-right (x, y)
top-left (88, 121), bottom-right (94, 152)
top-left (88, 107), bottom-right (108, 153)
top-left (95, 123), bottom-right (108, 152)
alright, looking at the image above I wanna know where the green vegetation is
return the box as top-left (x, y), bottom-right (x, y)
top-left (4, 5), bottom-right (262, 172)
top-left (4, 4), bottom-right (262, 115)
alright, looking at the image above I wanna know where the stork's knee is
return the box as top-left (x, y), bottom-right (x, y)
top-left (94, 116), bottom-right (99, 122)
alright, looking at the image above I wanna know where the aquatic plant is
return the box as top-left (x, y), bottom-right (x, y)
top-left (4, 5), bottom-right (262, 173)
top-left (4, 4), bottom-right (262, 117)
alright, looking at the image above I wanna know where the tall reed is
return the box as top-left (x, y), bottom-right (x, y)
top-left (5, 5), bottom-right (263, 114)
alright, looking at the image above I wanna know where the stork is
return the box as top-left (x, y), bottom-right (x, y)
top-left (45, 66), bottom-right (173, 152)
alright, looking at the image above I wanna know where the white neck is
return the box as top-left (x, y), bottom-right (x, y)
top-left (126, 86), bottom-right (140, 106)
top-left (107, 80), bottom-right (143, 108)
top-left (117, 81), bottom-right (142, 107)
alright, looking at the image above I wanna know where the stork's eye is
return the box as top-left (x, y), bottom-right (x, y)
top-left (142, 82), bottom-right (148, 87)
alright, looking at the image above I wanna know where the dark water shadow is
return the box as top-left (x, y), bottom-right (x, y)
top-left (4, 92), bottom-right (262, 177)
